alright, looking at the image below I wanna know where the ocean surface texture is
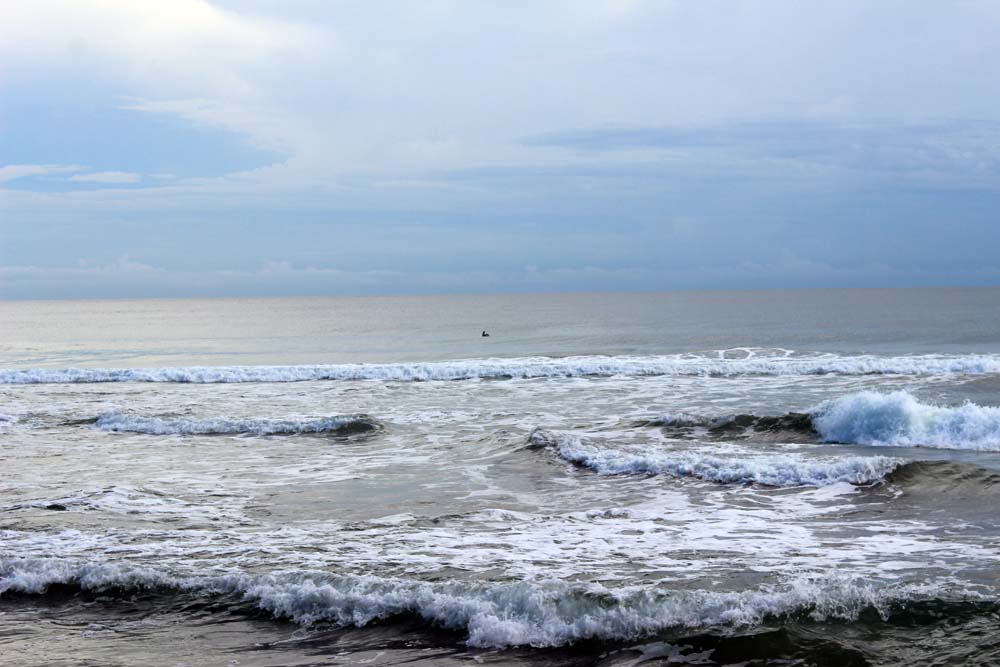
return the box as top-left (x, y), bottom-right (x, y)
top-left (2, 289), bottom-right (1000, 666)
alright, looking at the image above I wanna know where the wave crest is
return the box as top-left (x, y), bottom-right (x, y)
top-left (529, 429), bottom-right (901, 487)
top-left (639, 391), bottom-right (1000, 451)
top-left (0, 558), bottom-right (976, 649)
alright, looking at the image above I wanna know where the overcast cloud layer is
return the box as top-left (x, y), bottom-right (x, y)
top-left (2, 1), bottom-right (999, 299)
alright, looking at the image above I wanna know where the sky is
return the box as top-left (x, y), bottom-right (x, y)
top-left (1, 0), bottom-right (999, 299)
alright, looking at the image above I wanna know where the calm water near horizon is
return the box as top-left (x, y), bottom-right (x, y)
top-left (3, 287), bottom-right (1000, 369)
top-left (3, 288), bottom-right (1000, 666)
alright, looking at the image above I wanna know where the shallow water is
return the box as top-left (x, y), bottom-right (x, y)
top-left (2, 288), bottom-right (1000, 666)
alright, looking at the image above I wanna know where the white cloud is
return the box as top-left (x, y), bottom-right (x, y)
top-left (69, 171), bottom-right (142, 184)
top-left (0, 164), bottom-right (83, 182)
top-left (119, 98), bottom-right (304, 155)
top-left (0, 1), bottom-right (327, 92)
top-left (0, 0), bottom-right (329, 156)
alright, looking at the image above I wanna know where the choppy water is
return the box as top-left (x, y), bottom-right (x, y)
top-left (2, 289), bottom-right (1000, 666)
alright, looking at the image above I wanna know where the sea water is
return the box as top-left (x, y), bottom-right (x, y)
top-left (2, 288), bottom-right (1000, 665)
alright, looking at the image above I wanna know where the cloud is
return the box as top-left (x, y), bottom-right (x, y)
top-left (0, 0), bottom-right (328, 157)
top-left (4, 254), bottom-right (997, 301)
top-left (3, 2), bottom-right (1000, 297)
top-left (0, 1), bottom-right (326, 93)
top-left (119, 98), bottom-right (301, 155)
top-left (68, 171), bottom-right (142, 184)
top-left (521, 119), bottom-right (1000, 189)
top-left (524, 119), bottom-right (1000, 162)
top-left (0, 164), bottom-right (83, 182)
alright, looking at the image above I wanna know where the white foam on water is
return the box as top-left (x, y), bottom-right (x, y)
top-left (812, 391), bottom-right (1000, 451)
top-left (94, 413), bottom-right (377, 436)
top-left (3, 351), bottom-right (1000, 384)
top-left (0, 558), bottom-right (970, 649)
top-left (531, 429), bottom-right (902, 487)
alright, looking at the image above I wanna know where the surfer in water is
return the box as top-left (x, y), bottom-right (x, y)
top-left (482, 330), bottom-right (490, 337)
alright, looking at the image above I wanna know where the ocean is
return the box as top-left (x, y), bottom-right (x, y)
top-left (2, 288), bottom-right (1000, 666)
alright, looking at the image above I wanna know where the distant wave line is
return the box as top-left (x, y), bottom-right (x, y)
top-left (4, 352), bottom-right (1000, 384)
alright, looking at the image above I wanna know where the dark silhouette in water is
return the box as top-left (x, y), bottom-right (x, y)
top-left (482, 330), bottom-right (490, 337)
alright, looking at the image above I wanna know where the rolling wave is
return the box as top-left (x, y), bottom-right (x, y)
top-left (529, 429), bottom-right (901, 487)
top-left (94, 413), bottom-right (379, 436)
top-left (3, 351), bottom-right (1000, 384)
top-left (0, 558), bottom-right (977, 649)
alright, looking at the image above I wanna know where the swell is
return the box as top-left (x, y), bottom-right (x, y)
top-left (3, 352), bottom-right (1000, 384)
top-left (642, 411), bottom-right (817, 443)
top-left (881, 460), bottom-right (1000, 497)
top-left (528, 429), bottom-right (902, 487)
top-left (93, 413), bottom-right (380, 436)
top-left (1, 558), bottom-right (988, 649)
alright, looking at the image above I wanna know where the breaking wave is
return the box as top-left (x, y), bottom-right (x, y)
top-left (93, 413), bottom-right (380, 436)
top-left (812, 391), bottom-right (1000, 451)
top-left (3, 351), bottom-right (1000, 384)
top-left (0, 558), bottom-right (978, 649)
top-left (641, 391), bottom-right (1000, 451)
top-left (528, 429), bottom-right (901, 487)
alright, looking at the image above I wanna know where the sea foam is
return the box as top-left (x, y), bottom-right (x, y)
top-left (3, 352), bottom-right (1000, 384)
top-left (530, 429), bottom-right (901, 487)
top-left (0, 558), bottom-right (964, 648)
top-left (812, 391), bottom-right (1000, 451)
